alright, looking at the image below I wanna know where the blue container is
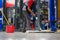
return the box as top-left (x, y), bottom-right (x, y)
top-left (49, 0), bottom-right (57, 32)
top-left (0, 20), bottom-right (2, 23)
top-left (0, 0), bottom-right (3, 31)
top-left (0, 16), bottom-right (3, 23)
top-left (0, 0), bottom-right (2, 8)
top-left (0, 23), bottom-right (2, 30)
top-left (0, 16), bottom-right (2, 18)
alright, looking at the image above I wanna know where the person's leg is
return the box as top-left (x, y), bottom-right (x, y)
top-left (29, 11), bottom-right (35, 30)
top-left (31, 3), bottom-right (36, 29)
top-left (26, 6), bottom-right (34, 30)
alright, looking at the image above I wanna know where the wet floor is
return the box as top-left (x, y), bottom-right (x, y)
top-left (0, 32), bottom-right (60, 40)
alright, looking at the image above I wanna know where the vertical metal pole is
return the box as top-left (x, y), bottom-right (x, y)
top-left (15, 0), bottom-right (17, 30)
top-left (48, 0), bottom-right (50, 21)
top-left (20, 0), bottom-right (23, 18)
top-left (3, 0), bottom-right (7, 19)
top-left (56, 0), bottom-right (58, 21)
top-left (44, 0), bottom-right (45, 19)
top-left (15, 0), bottom-right (17, 19)
top-left (56, 0), bottom-right (58, 28)
top-left (54, 0), bottom-right (57, 21)
top-left (20, 0), bottom-right (25, 32)
top-left (36, 0), bottom-right (41, 30)
top-left (3, 0), bottom-right (7, 31)
top-left (54, 0), bottom-right (58, 29)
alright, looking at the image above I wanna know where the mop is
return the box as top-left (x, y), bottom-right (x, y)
top-left (2, 9), bottom-right (14, 33)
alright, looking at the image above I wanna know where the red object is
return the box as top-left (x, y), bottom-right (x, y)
top-left (6, 0), bottom-right (15, 8)
top-left (6, 2), bottom-right (14, 8)
top-left (28, 0), bottom-right (33, 7)
top-left (6, 25), bottom-right (14, 33)
top-left (31, 24), bottom-right (34, 30)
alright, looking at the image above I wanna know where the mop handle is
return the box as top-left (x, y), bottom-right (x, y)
top-left (2, 12), bottom-right (10, 25)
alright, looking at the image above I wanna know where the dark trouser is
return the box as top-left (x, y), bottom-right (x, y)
top-left (26, 3), bottom-right (36, 24)
top-left (26, 3), bottom-right (36, 29)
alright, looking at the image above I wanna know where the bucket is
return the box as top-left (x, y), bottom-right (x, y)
top-left (6, 25), bottom-right (14, 33)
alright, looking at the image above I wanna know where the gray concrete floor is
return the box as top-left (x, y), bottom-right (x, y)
top-left (0, 32), bottom-right (60, 40)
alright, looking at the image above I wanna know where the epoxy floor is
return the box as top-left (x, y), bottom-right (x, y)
top-left (0, 32), bottom-right (60, 40)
